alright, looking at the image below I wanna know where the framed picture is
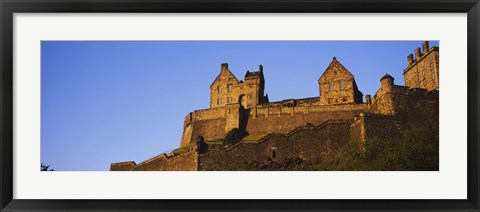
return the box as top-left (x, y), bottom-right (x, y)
top-left (1, 0), bottom-right (479, 211)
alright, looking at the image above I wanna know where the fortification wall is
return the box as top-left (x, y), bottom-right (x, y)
top-left (181, 102), bottom-right (367, 147)
top-left (351, 87), bottom-right (439, 143)
top-left (198, 120), bottom-right (350, 170)
top-left (350, 113), bottom-right (403, 143)
top-left (246, 103), bottom-right (366, 135)
top-left (369, 86), bottom-right (438, 128)
top-left (187, 118), bottom-right (227, 145)
top-left (180, 107), bottom-right (228, 147)
top-left (110, 161), bottom-right (136, 171)
top-left (110, 150), bottom-right (198, 171)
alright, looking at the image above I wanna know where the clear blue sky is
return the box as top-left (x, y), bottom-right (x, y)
top-left (41, 40), bottom-right (439, 171)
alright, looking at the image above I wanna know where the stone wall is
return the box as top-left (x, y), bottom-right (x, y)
top-left (111, 150), bottom-right (198, 171)
top-left (180, 107), bottom-right (227, 147)
top-left (198, 120), bottom-right (351, 170)
top-left (246, 108), bottom-right (363, 136)
top-left (181, 102), bottom-right (367, 147)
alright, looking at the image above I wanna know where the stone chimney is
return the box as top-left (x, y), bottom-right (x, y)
top-left (407, 54), bottom-right (414, 66)
top-left (422, 41), bottom-right (429, 54)
top-left (221, 63), bottom-right (228, 69)
top-left (365, 95), bottom-right (371, 104)
top-left (414, 47), bottom-right (422, 61)
top-left (259, 64), bottom-right (263, 72)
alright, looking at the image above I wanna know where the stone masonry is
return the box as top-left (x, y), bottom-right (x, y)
top-left (110, 41), bottom-right (439, 171)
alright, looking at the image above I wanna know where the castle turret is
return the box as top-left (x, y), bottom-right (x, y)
top-left (380, 73), bottom-right (394, 93)
top-left (371, 73), bottom-right (397, 115)
top-left (422, 41), bottom-right (429, 54)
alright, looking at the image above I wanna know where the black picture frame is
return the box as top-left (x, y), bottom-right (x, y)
top-left (1, 0), bottom-right (479, 211)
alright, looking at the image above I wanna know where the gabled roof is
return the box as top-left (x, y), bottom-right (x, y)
top-left (210, 63), bottom-right (239, 88)
top-left (318, 57), bottom-right (354, 81)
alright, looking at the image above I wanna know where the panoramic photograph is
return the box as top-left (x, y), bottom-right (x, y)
top-left (41, 41), bottom-right (439, 171)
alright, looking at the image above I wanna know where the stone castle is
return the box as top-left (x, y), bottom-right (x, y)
top-left (111, 41), bottom-right (439, 171)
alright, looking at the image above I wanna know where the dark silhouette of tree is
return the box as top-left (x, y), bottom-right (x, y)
top-left (41, 163), bottom-right (55, 171)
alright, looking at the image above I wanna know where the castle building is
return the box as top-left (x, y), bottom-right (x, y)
top-left (403, 41), bottom-right (440, 91)
top-left (210, 63), bottom-right (268, 109)
top-left (111, 42), bottom-right (439, 171)
top-left (318, 57), bottom-right (363, 105)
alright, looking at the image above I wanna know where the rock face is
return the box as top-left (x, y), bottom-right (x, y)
top-left (110, 42), bottom-right (439, 171)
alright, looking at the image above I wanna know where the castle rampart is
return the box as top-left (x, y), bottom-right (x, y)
top-left (111, 42), bottom-right (439, 171)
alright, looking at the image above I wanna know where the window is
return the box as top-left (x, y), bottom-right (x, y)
top-left (217, 98), bottom-right (222, 105)
top-left (423, 80), bottom-right (427, 86)
top-left (217, 86), bottom-right (222, 94)
top-left (432, 73), bottom-right (435, 80)
top-left (227, 84), bottom-right (232, 93)
top-left (430, 63), bottom-right (434, 71)
top-left (248, 94), bottom-right (253, 99)
top-left (422, 69), bottom-right (426, 76)
top-left (272, 150), bottom-right (276, 159)
top-left (248, 83), bottom-right (253, 88)
top-left (328, 82), bottom-right (332, 91)
top-left (415, 75), bottom-right (419, 82)
top-left (339, 81), bottom-right (344, 90)
top-left (227, 97), bottom-right (232, 103)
